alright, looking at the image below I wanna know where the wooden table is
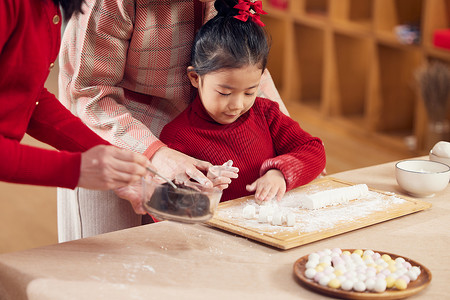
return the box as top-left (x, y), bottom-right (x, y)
top-left (0, 158), bottom-right (448, 300)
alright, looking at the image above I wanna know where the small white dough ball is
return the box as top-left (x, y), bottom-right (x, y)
top-left (395, 257), bottom-right (406, 264)
top-left (305, 260), bottom-right (318, 269)
top-left (353, 281), bottom-right (366, 292)
top-left (258, 206), bottom-right (270, 223)
top-left (242, 205), bottom-right (256, 219)
top-left (406, 270), bottom-right (418, 281)
top-left (308, 252), bottom-right (320, 261)
top-left (271, 211), bottom-right (283, 226)
top-left (319, 276), bottom-right (330, 286)
top-left (374, 279), bottom-right (387, 293)
top-left (411, 266), bottom-right (421, 276)
top-left (286, 213), bottom-right (296, 226)
top-left (305, 268), bottom-right (316, 279)
top-left (365, 278), bottom-right (376, 291)
top-left (341, 280), bottom-right (353, 291)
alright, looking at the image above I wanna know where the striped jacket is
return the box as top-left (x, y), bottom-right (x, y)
top-left (59, 0), bottom-right (285, 159)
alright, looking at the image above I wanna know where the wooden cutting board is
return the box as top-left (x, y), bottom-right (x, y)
top-left (206, 177), bottom-right (432, 250)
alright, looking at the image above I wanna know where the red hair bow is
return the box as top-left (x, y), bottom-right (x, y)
top-left (233, 0), bottom-right (267, 27)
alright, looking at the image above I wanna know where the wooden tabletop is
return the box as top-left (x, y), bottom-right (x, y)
top-left (0, 158), bottom-right (448, 300)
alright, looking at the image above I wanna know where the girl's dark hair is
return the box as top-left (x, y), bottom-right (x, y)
top-left (52, 0), bottom-right (85, 19)
top-left (191, 0), bottom-right (270, 75)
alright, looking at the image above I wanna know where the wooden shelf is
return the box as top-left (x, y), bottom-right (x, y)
top-left (262, 0), bottom-right (450, 151)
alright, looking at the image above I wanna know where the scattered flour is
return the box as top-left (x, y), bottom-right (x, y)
top-left (218, 186), bottom-right (406, 234)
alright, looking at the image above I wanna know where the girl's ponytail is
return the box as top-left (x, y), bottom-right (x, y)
top-left (214, 0), bottom-right (239, 18)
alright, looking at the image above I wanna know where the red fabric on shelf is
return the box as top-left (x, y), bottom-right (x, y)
top-left (433, 29), bottom-right (450, 50)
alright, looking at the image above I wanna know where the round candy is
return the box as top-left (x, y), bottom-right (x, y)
top-left (411, 266), bottom-right (421, 276)
top-left (372, 252), bottom-right (381, 260)
top-left (341, 280), bottom-right (353, 291)
top-left (308, 252), bottom-right (320, 261)
top-left (388, 265), bottom-right (397, 273)
top-left (365, 278), bottom-right (376, 291)
top-left (374, 279), bottom-right (387, 293)
top-left (305, 248), bottom-right (422, 293)
top-left (406, 270), bottom-right (418, 281)
top-left (395, 257), bottom-right (406, 264)
top-left (381, 254), bottom-right (392, 262)
top-left (319, 276), bottom-right (330, 286)
top-left (386, 275), bottom-right (396, 288)
top-left (320, 255), bottom-right (332, 264)
top-left (399, 275), bottom-right (410, 284)
top-left (305, 268), bottom-right (316, 279)
top-left (353, 281), bottom-right (366, 292)
top-left (332, 248), bottom-right (342, 255)
top-left (395, 278), bottom-right (407, 290)
top-left (328, 278), bottom-right (341, 289)
top-left (305, 260), bottom-right (318, 269)
top-left (314, 272), bottom-right (325, 282)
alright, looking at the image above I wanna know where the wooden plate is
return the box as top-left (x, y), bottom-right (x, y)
top-left (293, 249), bottom-right (432, 300)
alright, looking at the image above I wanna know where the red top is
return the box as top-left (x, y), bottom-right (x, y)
top-left (160, 95), bottom-right (326, 202)
top-left (0, 0), bottom-right (109, 188)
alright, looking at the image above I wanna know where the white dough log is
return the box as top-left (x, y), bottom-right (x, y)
top-left (301, 184), bottom-right (369, 209)
top-left (242, 205), bottom-right (256, 219)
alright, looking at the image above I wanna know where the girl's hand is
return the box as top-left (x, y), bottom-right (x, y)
top-left (207, 160), bottom-right (239, 190)
top-left (246, 169), bottom-right (286, 204)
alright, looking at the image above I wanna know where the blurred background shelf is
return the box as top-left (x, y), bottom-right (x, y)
top-left (263, 0), bottom-right (450, 152)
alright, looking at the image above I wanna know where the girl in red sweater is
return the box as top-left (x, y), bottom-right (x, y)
top-left (160, 0), bottom-right (326, 203)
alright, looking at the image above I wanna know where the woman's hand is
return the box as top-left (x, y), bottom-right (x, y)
top-left (78, 145), bottom-right (149, 190)
top-left (150, 147), bottom-right (213, 187)
top-left (207, 160), bottom-right (239, 190)
top-left (113, 181), bottom-right (147, 214)
top-left (246, 169), bottom-right (286, 204)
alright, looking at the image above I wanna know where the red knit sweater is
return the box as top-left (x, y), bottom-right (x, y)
top-left (160, 95), bottom-right (326, 202)
top-left (0, 0), bottom-right (109, 188)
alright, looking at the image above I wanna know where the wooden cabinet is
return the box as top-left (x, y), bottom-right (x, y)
top-left (262, 0), bottom-right (450, 151)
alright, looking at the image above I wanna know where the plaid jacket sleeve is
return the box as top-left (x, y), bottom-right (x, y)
top-left (58, 0), bottom-right (179, 158)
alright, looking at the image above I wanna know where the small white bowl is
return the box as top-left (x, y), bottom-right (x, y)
top-left (395, 160), bottom-right (450, 197)
top-left (429, 150), bottom-right (450, 167)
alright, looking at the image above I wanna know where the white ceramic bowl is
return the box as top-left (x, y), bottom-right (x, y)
top-left (395, 160), bottom-right (450, 197)
top-left (142, 177), bottom-right (222, 223)
top-left (429, 150), bottom-right (450, 167)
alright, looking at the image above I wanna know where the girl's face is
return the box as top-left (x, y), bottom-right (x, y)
top-left (188, 65), bottom-right (263, 125)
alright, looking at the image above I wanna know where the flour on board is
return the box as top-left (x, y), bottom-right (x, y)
top-left (217, 185), bottom-right (405, 234)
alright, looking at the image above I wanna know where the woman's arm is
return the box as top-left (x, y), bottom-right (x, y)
top-left (27, 88), bottom-right (109, 152)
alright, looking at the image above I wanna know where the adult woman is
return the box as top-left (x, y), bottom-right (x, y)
top-left (0, 0), bottom-right (150, 215)
top-left (58, 0), bottom-right (288, 241)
